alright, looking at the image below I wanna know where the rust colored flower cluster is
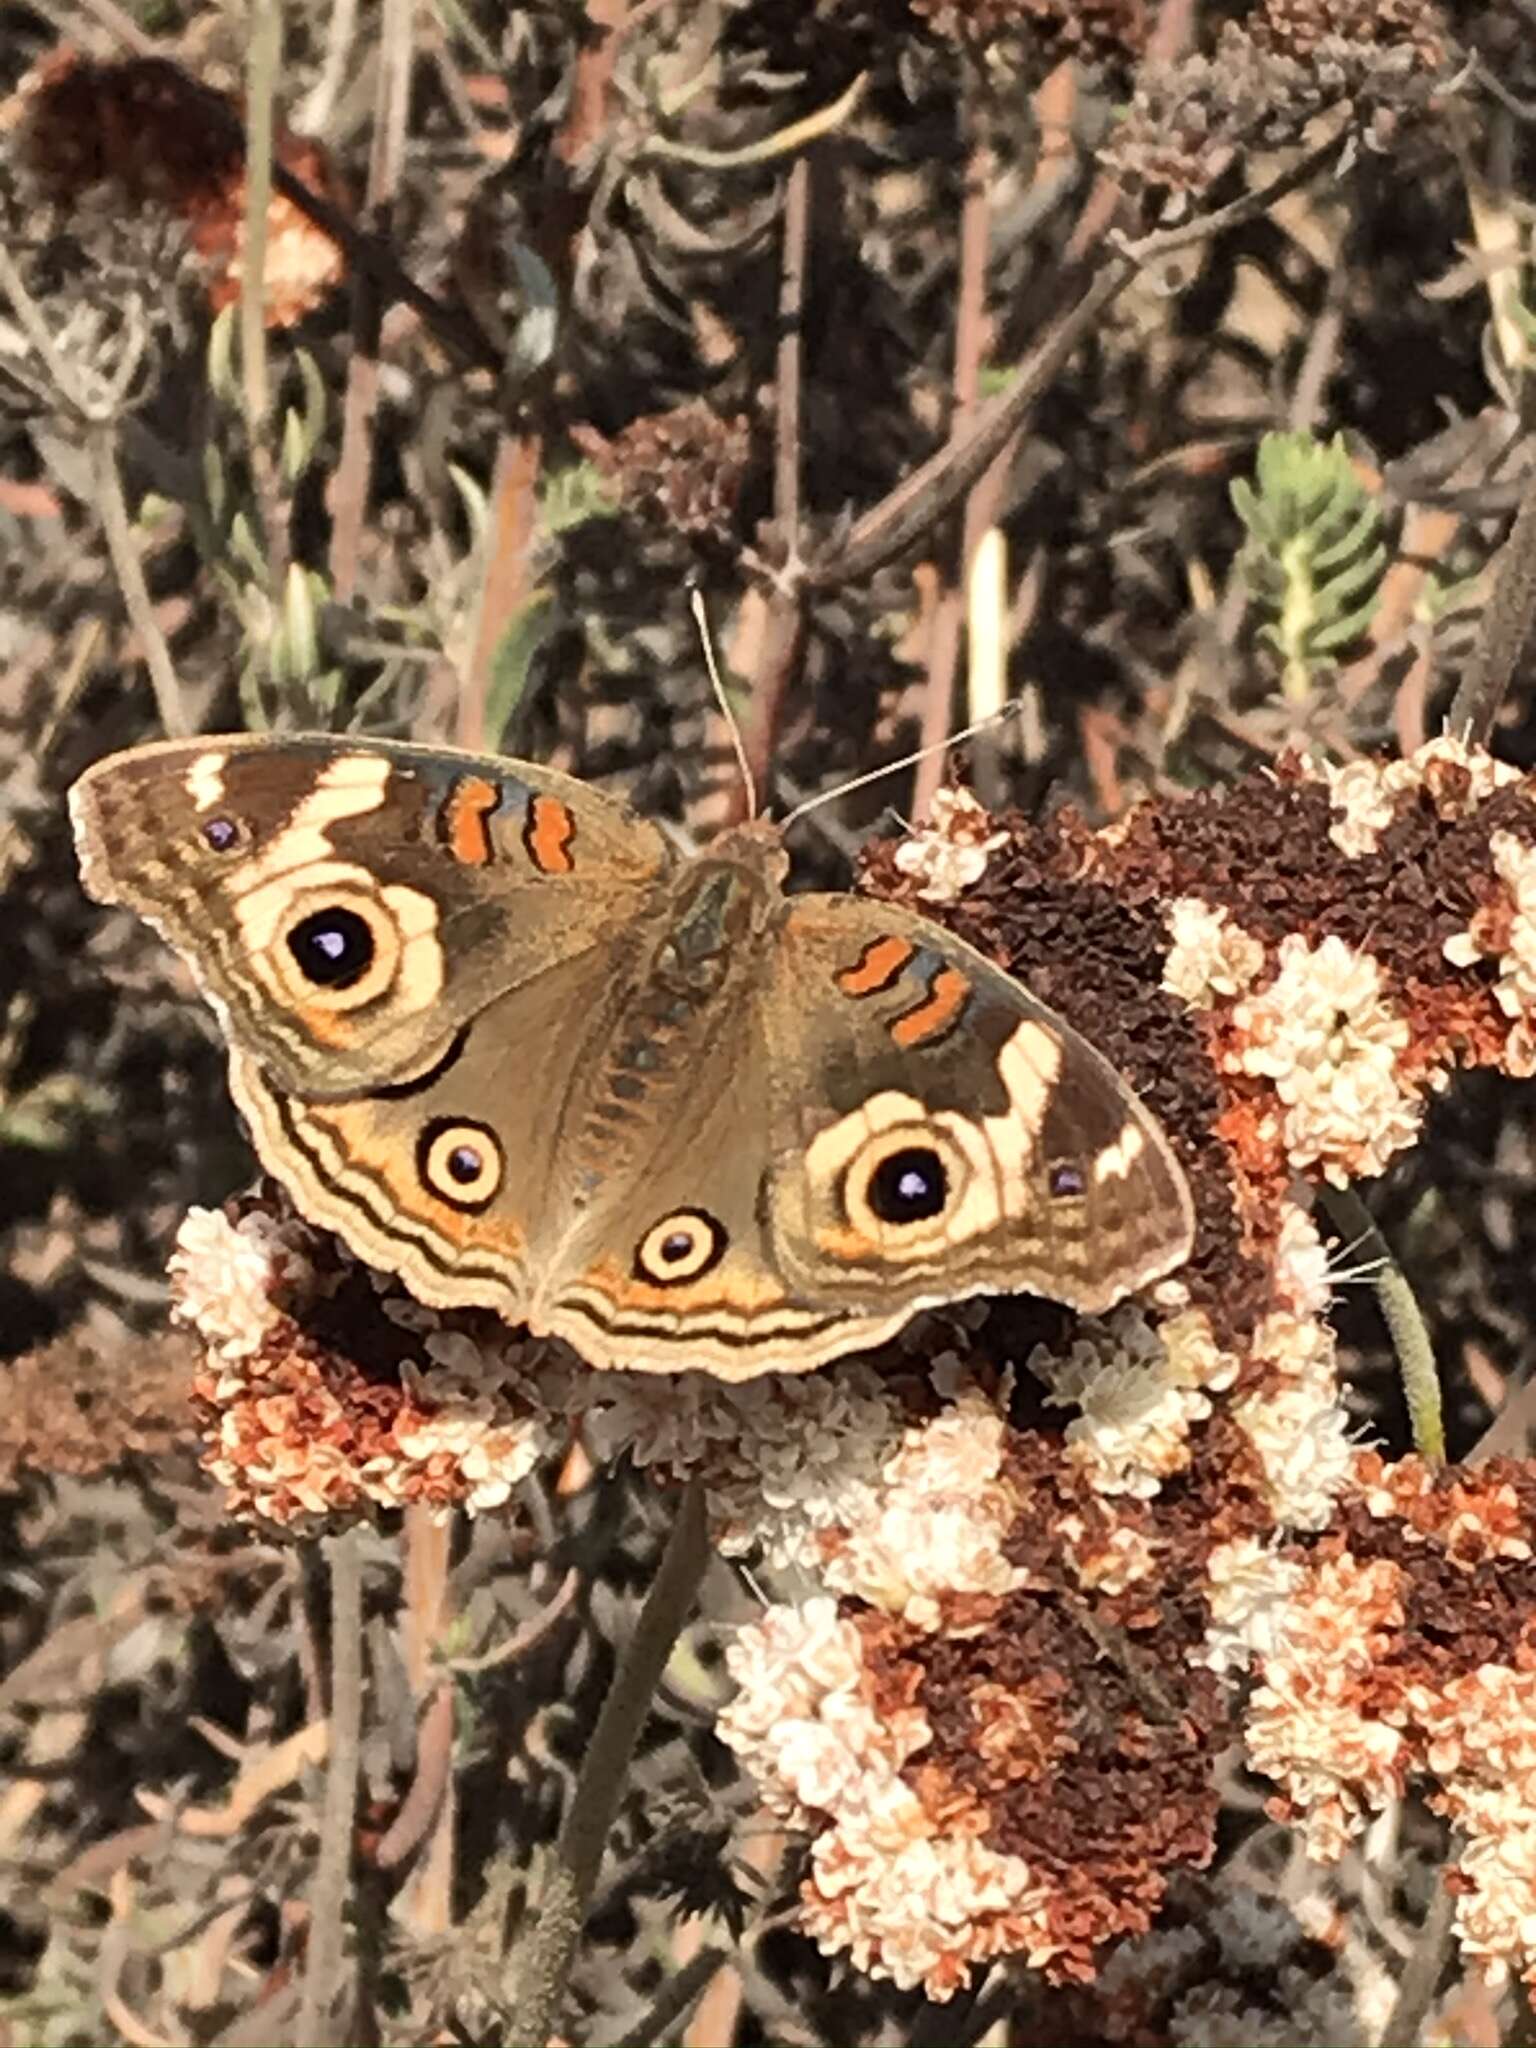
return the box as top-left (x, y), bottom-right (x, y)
top-left (18, 47), bottom-right (345, 327)
top-left (166, 735), bottom-right (1536, 1999)
top-left (569, 401), bottom-right (752, 547)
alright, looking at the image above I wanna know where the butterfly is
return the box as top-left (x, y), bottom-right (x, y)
top-left (71, 734), bottom-right (1195, 1380)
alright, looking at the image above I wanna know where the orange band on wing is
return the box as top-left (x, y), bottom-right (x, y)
top-left (836, 935), bottom-right (915, 997)
top-left (891, 966), bottom-right (971, 1048)
top-left (525, 794), bottom-right (576, 875)
top-left (440, 775), bottom-right (502, 866)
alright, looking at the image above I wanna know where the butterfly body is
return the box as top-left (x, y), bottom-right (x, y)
top-left (71, 735), bottom-right (1195, 1380)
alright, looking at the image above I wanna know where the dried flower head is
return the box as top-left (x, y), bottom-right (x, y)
top-left (893, 787), bottom-right (1011, 903)
top-left (569, 402), bottom-right (751, 545)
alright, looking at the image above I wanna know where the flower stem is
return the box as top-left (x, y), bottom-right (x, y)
top-left (509, 1478), bottom-right (710, 2047)
top-left (1323, 1186), bottom-right (1445, 1466)
top-left (297, 1528), bottom-right (364, 2048)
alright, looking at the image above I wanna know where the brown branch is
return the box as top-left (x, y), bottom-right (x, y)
top-left (806, 255), bottom-right (1133, 592)
top-left (327, 0), bottom-right (413, 602)
top-left (913, 67), bottom-right (993, 821)
top-left (738, 152), bottom-right (812, 820)
top-left (1448, 458), bottom-right (1536, 746)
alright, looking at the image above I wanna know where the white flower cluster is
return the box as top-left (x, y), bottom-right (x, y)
top-left (1232, 1310), bottom-right (1355, 1532)
top-left (1031, 1307), bottom-right (1221, 1500)
top-left (1225, 934), bottom-right (1421, 1185)
top-left (718, 1597), bottom-right (1051, 1997)
top-left (893, 787), bottom-right (1010, 903)
top-left (1418, 1664), bottom-right (1536, 1991)
top-left (168, 1204), bottom-right (294, 1360)
top-left (1322, 734), bottom-right (1522, 857)
top-left (1195, 1535), bottom-right (1305, 1676)
top-left (820, 1386), bottom-right (1032, 1630)
top-left (579, 1363), bottom-right (905, 1569)
top-left (171, 1208), bottom-right (552, 1519)
top-left (1162, 897), bottom-right (1268, 1008)
top-left (1244, 1553), bottom-right (1408, 1863)
top-left (1445, 829), bottom-right (1536, 1077)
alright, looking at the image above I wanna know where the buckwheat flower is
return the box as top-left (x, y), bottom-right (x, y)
top-left (1273, 1202), bottom-right (1333, 1317)
top-left (1034, 1309), bottom-right (1211, 1499)
top-left (719, 1597), bottom-right (872, 1755)
top-left (1226, 934), bottom-right (1420, 1185)
top-left (388, 1361), bottom-right (549, 1514)
top-left (168, 1204), bottom-right (299, 1361)
top-left (823, 1386), bottom-right (1030, 1628)
top-left (893, 788), bottom-right (1011, 903)
top-left (1446, 830), bottom-right (1536, 1077)
top-left (801, 1828), bottom-right (1052, 1998)
top-left (1195, 1537), bottom-right (1305, 1675)
top-left (1162, 897), bottom-right (1267, 1007)
top-left (1245, 1554), bottom-right (1408, 1860)
top-left (1160, 1305), bottom-right (1242, 1393)
top-left (1323, 736), bottom-right (1523, 856)
top-left (1059, 1511), bottom-right (1159, 1592)
top-left (1232, 1349), bottom-right (1355, 1531)
top-left (581, 1365), bottom-right (904, 1569)
top-left (1322, 758), bottom-right (1401, 857)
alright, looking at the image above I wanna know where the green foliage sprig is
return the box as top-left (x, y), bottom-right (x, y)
top-left (1231, 430), bottom-right (1387, 704)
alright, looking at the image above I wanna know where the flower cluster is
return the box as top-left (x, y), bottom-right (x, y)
top-left (18, 47), bottom-right (345, 326)
top-left (157, 736), bottom-right (1536, 1999)
top-left (171, 1204), bottom-right (552, 1521)
top-left (893, 786), bottom-right (1012, 903)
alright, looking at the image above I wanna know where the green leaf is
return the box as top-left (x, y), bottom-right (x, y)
top-left (482, 591), bottom-right (557, 753)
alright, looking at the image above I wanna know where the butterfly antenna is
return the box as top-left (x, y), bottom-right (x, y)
top-left (781, 701), bottom-right (1023, 831)
top-left (691, 587), bottom-right (758, 821)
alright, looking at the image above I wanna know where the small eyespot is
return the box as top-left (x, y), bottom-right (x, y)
top-left (634, 1209), bottom-right (728, 1285)
top-left (287, 907), bottom-right (376, 990)
top-left (202, 815), bottom-right (242, 852)
top-left (865, 1146), bottom-right (949, 1225)
top-left (1049, 1162), bottom-right (1086, 1199)
top-left (418, 1119), bottom-right (503, 1209)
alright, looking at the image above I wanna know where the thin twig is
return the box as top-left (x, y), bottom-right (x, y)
top-left (509, 1480), bottom-right (710, 2048)
top-left (1117, 128), bottom-right (1351, 265)
top-left (242, 0), bottom-right (289, 603)
top-left (297, 1530), bottom-right (365, 2048)
top-left (614, 1942), bottom-right (730, 2048)
top-left (1322, 1187), bottom-right (1446, 1465)
top-left (241, 0), bottom-right (278, 435)
top-left (1376, 1871), bottom-right (1456, 2047)
top-left (396, 1505), bottom-right (456, 1934)
top-left (328, 0), bottom-right (414, 602)
top-left (446, 1565), bottom-right (580, 1674)
top-left (913, 60), bottom-right (991, 821)
top-left (808, 256), bottom-right (1132, 590)
top-left (91, 427), bottom-right (191, 736)
top-left (738, 151), bottom-right (812, 819)
top-left (1447, 459), bottom-right (1536, 746)
top-left (809, 134), bottom-right (1353, 594)
top-left (373, 1681), bottom-right (454, 1874)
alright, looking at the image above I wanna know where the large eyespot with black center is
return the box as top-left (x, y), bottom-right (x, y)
top-left (841, 1124), bottom-right (971, 1248)
top-left (634, 1209), bottom-right (728, 1285)
top-left (288, 907), bottom-right (375, 989)
top-left (272, 886), bottom-right (403, 1012)
top-left (418, 1119), bottom-right (503, 1210)
top-left (867, 1146), bottom-right (948, 1224)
